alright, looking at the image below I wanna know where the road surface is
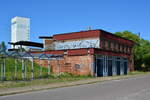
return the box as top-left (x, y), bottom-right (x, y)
top-left (0, 75), bottom-right (150, 100)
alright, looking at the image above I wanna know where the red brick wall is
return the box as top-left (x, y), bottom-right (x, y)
top-left (34, 55), bottom-right (94, 76)
top-left (32, 47), bottom-right (134, 75)
top-left (53, 30), bottom-right (100, 40)
top-left (44, 39), bottom-right (54, 50)
top-left (100, 30), bottom-right (135, 47)
top-left (128, 54), bottom-right (134, 71)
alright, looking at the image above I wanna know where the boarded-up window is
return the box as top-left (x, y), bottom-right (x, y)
top-left (108, 41), bottom-right (111, 50)
top-left (111, 42), bottom-right (114, 51)
top-left (105, 40), bottom-right (108, 50)
top-left (120, 45), bottom-right (122, 52)
top-left (116, 43), bottom-right (118, 51)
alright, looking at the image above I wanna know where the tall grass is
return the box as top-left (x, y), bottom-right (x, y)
top-left (0, 57), bottom-right (49, 81)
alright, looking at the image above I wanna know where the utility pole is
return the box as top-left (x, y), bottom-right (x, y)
top-left (87, 26), bottom-right (92, 30)
top-left (138, 32), bottom-right (141, 37)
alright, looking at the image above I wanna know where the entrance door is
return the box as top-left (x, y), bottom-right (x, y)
top-left (124, 61), bottom-right (128, 75)
top-left (108, 60), bottom-right (113, 76)
top-left (120, 61), bottom-right (124, 75)
top-left (116, 61), bottom-right (120, 75)
top-left (103, 57), bottom-right (108, 76)
top-left (97, 59), bottom-right (103, 77)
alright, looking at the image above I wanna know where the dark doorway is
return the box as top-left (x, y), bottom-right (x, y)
top-left (97, 59), bottom-right (104, 77)
top-left (124, 62), bottom-right (128, 75)
top-left (116, 61), bottom-right (120, 75)
top-left (108, 60), bottom-right (112, 76)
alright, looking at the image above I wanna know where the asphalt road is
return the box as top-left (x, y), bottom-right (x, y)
top-left (0, 75), bottom-right (150, 100)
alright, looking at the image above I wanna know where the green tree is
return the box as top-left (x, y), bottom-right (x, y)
top-left (143, 53), bottom-right (150, 71)
top-left (115, 31), bottom-right (150, 71)
top-left (115, 31), bottom-right (140, 43)
top-left (0, 41), bottom-right (7, 51)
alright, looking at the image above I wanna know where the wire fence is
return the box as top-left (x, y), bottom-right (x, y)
top-left (0, 50), bottom-right (63, 81)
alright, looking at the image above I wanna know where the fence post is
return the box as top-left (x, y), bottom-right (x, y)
top-left (48, 59), bottom-right (50, 76)
top-left (3, 58), bottom-right (6, 81)
top-left (31, 58), bottom-right (34, 80)
top-left (1, 58), bottom-right (3, 81)
top-left (24, 59), bottom-right (27, 80)
top-left (39, 59), bottom-right (42, 78)
top-left (15, 59), bottom-right (17, 80)
top-left (22, 59), bottom-right (25, 80)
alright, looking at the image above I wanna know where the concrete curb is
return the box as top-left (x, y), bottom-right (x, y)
top-left (0, 74), bottom-right (148, 96)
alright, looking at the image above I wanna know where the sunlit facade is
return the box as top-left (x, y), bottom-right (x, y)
top-left (33, 29), bottom-right (135, 76)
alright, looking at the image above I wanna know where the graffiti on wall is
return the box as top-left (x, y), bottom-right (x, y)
top-left (54, 38), bottom-right (100, 50)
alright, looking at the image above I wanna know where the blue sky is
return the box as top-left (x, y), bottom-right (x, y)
top-left (0, 0), bottom-right (150, 48)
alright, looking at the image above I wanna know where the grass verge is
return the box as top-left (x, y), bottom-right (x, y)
top-left (0, 73), bottom-right (92, 89)
top-left (0, 71), bottom-right (150, 96)
top-left (0, 71), bottom-right (150, 89)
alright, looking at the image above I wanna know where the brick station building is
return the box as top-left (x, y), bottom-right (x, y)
top-left (33, 29), bottom-right (135, 77)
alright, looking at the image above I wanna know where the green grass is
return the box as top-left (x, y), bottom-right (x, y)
top-left (128, 71), bottom-right (150, 75)
top-left (0, 57), bottom-right (49, 81)
top-left (0, 70), bottom-right (149, 90)
top-left (0, 71), bottom-right (149, 90)
top-left (0, 72), bottom-right (92, 89)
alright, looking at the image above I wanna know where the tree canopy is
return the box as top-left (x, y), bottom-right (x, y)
top-left (115, 31), bottom-right (150, 71)
top-left (0, 41), bottom-right (7, 51)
